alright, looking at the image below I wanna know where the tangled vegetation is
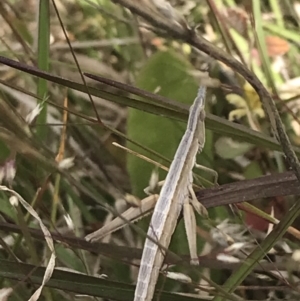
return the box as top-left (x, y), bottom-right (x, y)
top-left (1, 0), bottom-right (300, 300)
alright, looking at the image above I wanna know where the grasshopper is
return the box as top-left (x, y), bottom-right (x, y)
top-left (86, 85), bottom-right (215, 301)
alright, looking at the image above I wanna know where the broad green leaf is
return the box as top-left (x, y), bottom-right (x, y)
top-left (127, 50), bottom-right (212, 197)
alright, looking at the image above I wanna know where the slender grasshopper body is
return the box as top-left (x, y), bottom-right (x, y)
top-left (134, 86), bottom-right (207, 301)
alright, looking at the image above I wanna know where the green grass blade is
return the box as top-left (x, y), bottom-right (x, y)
top-left (0, 259), bottom-right (212, 301)
top-left (36, 0), bottom-right (50, 139)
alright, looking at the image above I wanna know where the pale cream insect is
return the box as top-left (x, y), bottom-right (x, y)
top-left (134, 86), bottom-right (208, 301)
top-left (85, 85), bottom-right (210, 301)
